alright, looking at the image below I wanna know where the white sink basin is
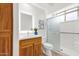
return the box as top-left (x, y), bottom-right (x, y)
top-left (19, 34), bottom-right (42, 40)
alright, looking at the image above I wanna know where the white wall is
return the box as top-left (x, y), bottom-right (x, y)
top-left (19, 4), bottom-right (46, 42)
top-left (13, 3), bottom-right (19, 56)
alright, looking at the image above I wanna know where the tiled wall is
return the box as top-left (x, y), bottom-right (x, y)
top-left (60, 20), bottom-right (79, 55)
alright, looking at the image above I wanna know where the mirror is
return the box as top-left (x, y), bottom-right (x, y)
top-left (19, 11), bottom-right (33, 32)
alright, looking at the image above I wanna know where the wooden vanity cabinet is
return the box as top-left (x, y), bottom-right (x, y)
top-left (19, 37), bottom-right (42, 56)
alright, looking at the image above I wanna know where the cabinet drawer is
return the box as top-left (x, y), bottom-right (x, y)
top-left (19, 39), bottom-right (34, 46)
top-left (34, 37), bottom-right (42, 42)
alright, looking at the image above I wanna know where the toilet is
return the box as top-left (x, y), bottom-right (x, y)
top-left (42, 42), bottom-right (53, 56)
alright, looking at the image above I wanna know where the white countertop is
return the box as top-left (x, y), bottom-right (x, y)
top-left (19, 35), bottom-right (42, 40)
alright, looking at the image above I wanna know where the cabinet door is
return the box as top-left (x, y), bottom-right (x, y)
top-left (20, 43), bottom-right (34, 56)
top-left (34, 42), bottom-right (42, 56)
top-left (0, 3), bottom-right (13, 56)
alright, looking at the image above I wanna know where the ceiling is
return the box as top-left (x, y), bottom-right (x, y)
top-left (29, 3), bottom-right (74, 14)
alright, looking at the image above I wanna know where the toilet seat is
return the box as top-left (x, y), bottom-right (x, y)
top-left (43, 43), bottom-right (53, 50)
